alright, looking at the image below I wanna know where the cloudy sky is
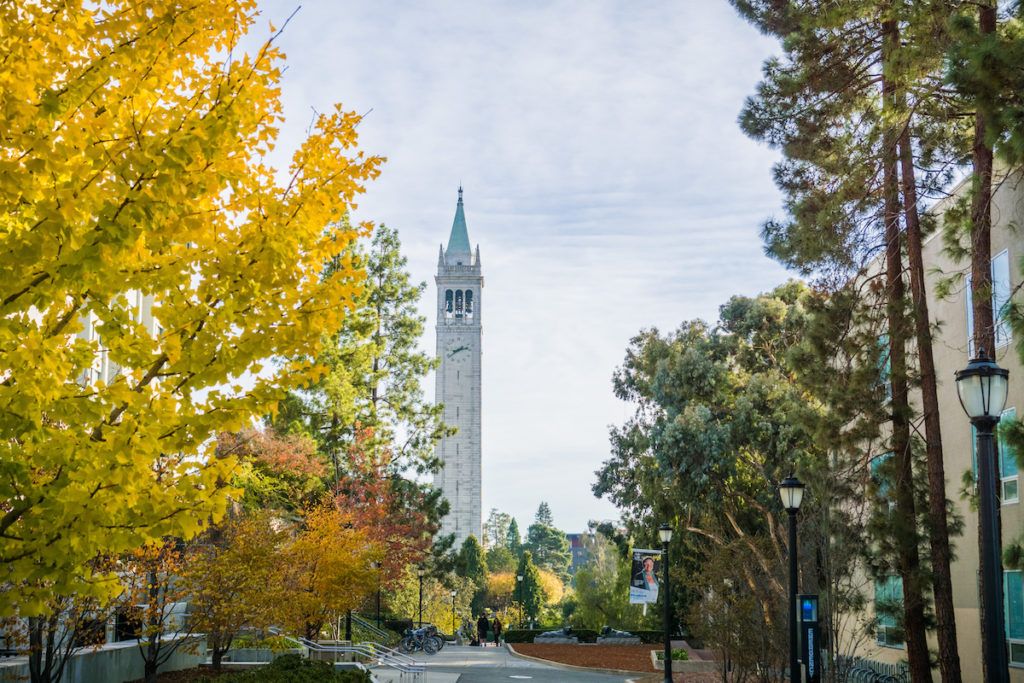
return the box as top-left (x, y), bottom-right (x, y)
top-left (253, 0), bottom-right (790, 533)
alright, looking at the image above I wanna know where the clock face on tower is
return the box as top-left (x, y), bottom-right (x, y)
top-left (444, 338), bottom-right (470, 364)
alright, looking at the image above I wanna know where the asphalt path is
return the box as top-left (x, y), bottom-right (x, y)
top-left (372, 644), bottom-right (646, 683)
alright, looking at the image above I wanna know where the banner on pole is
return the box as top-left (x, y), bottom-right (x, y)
top-left (629, 548), bottom-right (663, 604)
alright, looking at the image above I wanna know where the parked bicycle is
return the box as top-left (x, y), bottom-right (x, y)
top-left (399, 625), bottom-right (444, 655)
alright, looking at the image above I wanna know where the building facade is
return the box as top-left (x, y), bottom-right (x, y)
top-left (433, 188), bottom-right (483, 546)
top-left (847, 172), bottom-right (1024, 680)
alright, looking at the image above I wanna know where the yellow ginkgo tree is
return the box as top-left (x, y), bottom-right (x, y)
top-left (0, 0), bottom-right (383, 615)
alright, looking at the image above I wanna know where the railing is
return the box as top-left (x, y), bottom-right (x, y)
top-left (351, 613), bottom-right (393, 643)
top-left (267, 628), bottom-right (424, 679)
top-left (832, 656), bottom-right (909, 683)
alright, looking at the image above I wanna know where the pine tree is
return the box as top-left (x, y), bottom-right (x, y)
top-left (516, 551), bottom-right (545, 624)
top-left (507, 519), bottom-right (524, 557)
top-left (730, 2), bottom-right (966, 675)
top-left (456, 535), bottom-right (489, 615)
top-left (534, 502), bottom-right (555, 527)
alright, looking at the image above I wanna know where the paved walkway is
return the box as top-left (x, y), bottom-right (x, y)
top-left (371, 644), bottom-right (646, 683)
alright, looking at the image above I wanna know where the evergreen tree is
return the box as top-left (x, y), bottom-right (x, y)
top-left (730, 2), bottom-right (968, 675)
top-left (485, 546), bottom-right (517, 574)
top-left (456, 535), bottom-right (488, 615)
top-left (526, 519), bottom-right (572, 580)
top-left (506, 519), bottom-right (523, 557)
top-left (516, 551), bottom-right (545, 624)
top-left (483, 508), bottom-right (513, 549)
top-left (534, 502), bottom-right (555, 527)
top-left (275, 223), bottom-right (452, 545)
top-left (595, 282), bottom-right (865, 674)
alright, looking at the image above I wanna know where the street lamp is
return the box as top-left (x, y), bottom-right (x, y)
top-left (956, 352), bottom-right (1010, 682)
top-left (450, 590), bottom-right (457, 637)
top-left (370, 561), bottom-right (382, 629)
top-left (779, 475), bottom-right (805, 683)
top-left (658, 523), bottom-right (673, 683)
top-left (417, 566), bottom-right (427, 628)
top-left (516, 574), bottom-right (524, 628)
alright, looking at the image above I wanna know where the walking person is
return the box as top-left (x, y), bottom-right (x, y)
top-left (477, 613), bottom-right (489, 647)
top-left (492, 615), bottom-right (503, 646)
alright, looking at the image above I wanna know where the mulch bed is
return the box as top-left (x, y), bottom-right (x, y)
top-left (511, 643), bottom-right (721, 682)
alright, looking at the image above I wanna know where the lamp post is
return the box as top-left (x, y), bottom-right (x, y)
top-left (450, 590), bottom-right (457, 637)
top-left (956, 351), bottom-right (1011, 682)
top-left (417, 566), bottom-right (427, 628)
top-left (779, 475), bottom-right (805, 683)
top-left (659, 523), bottom-right (673, 683)
top-left (371, 561), bottom-right (382, 629)
top-left (516, 574), bottom-right (524, 628)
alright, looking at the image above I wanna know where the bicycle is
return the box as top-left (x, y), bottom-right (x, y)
top-left (399, 626), bottom-right (442, 654)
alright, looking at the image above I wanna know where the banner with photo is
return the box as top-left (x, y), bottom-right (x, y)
top-left (629, 548), bottom-right (663, 604)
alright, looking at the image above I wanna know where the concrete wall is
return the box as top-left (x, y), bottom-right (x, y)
top-left (0, 636), bottom-right (206, 683)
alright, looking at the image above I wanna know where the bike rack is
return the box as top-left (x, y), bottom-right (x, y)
top-left (268, 628), bottom-right (425, 680)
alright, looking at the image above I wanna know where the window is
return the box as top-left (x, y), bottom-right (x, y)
top-left (874, 575), bottom-right (904, 648)
top-left (970, 408), bottom-right (1019, 504)
top-left (455, 290), bottom-right (463, 316)
top-left (465, 290), bottom-right (474, 317)
top-left (871, 452), bottom-right (895, 510)
top-left (966, 249), bottom-right (1013, 356)
top-left (445, 290), bottom-right (453, 315)
top-left (1002, 408), bottom-right (1019, 504)
top-left (1005, 570), bottom-right (1024, 664)
top-left (877, 334), bottom-right (891, 401)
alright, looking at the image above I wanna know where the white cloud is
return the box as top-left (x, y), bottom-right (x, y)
top-left (253, 0), bottom-right (789, 532)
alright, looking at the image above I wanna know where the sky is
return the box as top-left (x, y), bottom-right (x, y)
top-left (252, 0), bottom-right (791, 533)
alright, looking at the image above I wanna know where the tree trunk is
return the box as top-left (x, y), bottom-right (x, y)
top-left (212, 647), bottom-right (224, 671)
top-left (971, 5), bottom-right (1000, 681)
top-left (882, 19), bottom-right (931, 680)
top-left (898, 117), bottom-right (963, 683)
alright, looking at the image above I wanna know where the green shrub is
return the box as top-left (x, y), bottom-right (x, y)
top-left (230, 634), bottom-right (300, 652)
top-left (654, 649), bottom-right (690, 661)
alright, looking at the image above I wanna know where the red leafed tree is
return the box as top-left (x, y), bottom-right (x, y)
top-left (334, 427), bottom-right (441, 584)
top-left (218, 427), bottom-right (327, 511)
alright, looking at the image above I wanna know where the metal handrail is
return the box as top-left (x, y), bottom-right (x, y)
top-left (267, 628), bottom-right (424, 677)
top-left (351, 612), bottom-right (393, 642)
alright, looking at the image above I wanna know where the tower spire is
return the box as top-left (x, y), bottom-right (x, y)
top-left (445, 186), bottom-right (472, 263)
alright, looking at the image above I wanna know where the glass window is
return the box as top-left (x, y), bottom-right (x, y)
top-left (875, 575), bottom-right (904, 648)
top-left (1005, 570), bottom-right (1024, 664)
top-left (877, 334), bottom-right (891, 401)
top-left (965, 250), bottom-right (1013, 356)
top-left (871, 452), bottom-right (894, 509)
top-left (1001, 408), bottom-right (1019, 504)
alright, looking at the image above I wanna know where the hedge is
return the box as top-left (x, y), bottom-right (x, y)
top-left (503, 629), bottom-right (665, 644)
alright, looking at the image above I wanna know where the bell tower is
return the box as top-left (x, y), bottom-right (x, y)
top-left (434, 187), bottom-right (483, 546)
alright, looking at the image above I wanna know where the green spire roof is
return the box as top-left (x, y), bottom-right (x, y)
top-left (445, 186), bottom-right (472, 260)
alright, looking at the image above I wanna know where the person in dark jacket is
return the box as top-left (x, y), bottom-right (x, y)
top-left (477, 614), bottom-right (490, 646)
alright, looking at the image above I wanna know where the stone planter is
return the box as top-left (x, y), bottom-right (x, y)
top-left (650, 650), bottom-right (718, 673)
top-left (532, 636), bottom-right (579, 644)
top-left (597, 636), bottom-right (642, 645)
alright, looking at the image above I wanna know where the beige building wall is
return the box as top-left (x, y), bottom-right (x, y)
top-left (845, 173), bottom-right (1024, 680)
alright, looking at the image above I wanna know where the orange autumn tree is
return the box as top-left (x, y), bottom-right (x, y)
top-left (334, 428), bottom-right (440, 583)
top-left (218, 427), bottom-right (328, 512)
top-left (279, 502), bottom-right (381, 640)
top-left (119, 541), bottom-right (195, 683)
top-left (0, 0), bottom-right (382, 615)
top-left (182, 512), bottom-right (283, 670)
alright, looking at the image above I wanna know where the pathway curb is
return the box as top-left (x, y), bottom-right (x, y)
top-left (504, 643), bottom-right (651, 678)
